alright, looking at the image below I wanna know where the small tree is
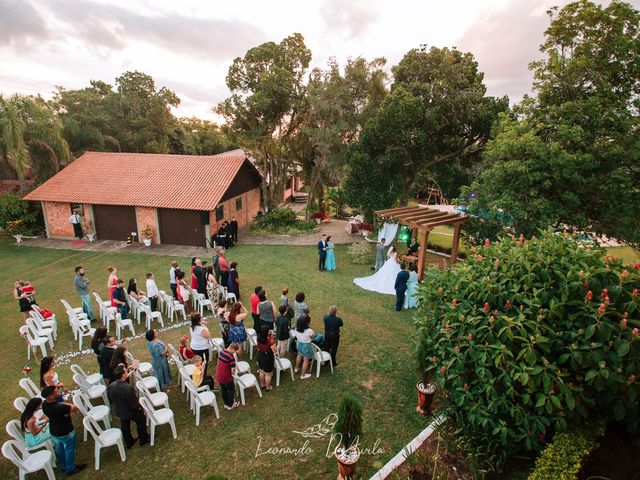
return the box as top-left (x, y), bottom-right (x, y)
top-left (334, 395), bottom-right (363, 451)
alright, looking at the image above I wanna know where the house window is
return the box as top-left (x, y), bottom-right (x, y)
top-left (235, 197), bottom-right (242, 211)
top-left (215, 204), bottom-right (224, 222)
top-left (70, 203), bottom-right (84, 215)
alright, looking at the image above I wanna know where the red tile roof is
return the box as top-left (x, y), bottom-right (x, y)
top-left (24, 150), bottom-right (259, 211)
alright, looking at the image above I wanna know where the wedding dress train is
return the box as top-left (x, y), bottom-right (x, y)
top-left (353, 251), bottom-right (401, 296)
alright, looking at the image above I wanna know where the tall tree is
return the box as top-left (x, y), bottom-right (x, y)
top-left (344, 46), bottom-right (507, 219)
top-left (0, 95), bottom-right (71, 182)
top-left (466, 0), bottom-right (640, 249)
top-left (177, 117), bottom-right (232, 155)
top-left (217, 33), bottom-right (312, 210)
top-left (297, 57), bottom-right (387, 215)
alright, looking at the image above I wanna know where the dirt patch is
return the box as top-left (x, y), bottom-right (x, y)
top-left (579, 425), bottom-right (640, 480)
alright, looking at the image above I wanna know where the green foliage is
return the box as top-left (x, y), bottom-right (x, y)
top-left (250, 207), bottom-right (317, 235)
top-left (466, 1), bottom-right (640, 250)
top-left (334, 395), bottom-right (363, 449)
top-left (528, 427), bottom-right (603, 480)
top-left (459, 201), bottom-right (511, 246)
top-left (0, 192), bottom-right (42, 234)
top-left (217, 33), bottom-right (311, 210)
top-left (416, 230), bottom-right (640, 469)
top-left (346, 242), bottom-right (373, 265)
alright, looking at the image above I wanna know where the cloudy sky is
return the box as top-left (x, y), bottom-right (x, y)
top-left (1, 0), bottom-right (638, 120)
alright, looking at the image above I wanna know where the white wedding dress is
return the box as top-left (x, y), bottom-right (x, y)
top-left (353, 248), bottom-right (401, 296)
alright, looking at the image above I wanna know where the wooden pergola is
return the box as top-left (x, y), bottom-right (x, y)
top-left (376, 206), bottom-right (468, 280)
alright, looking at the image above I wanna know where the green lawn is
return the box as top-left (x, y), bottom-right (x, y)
top-left (0, 236), bottom-right (429, 479)
top-left (607, 246), bottom-right (640, 263)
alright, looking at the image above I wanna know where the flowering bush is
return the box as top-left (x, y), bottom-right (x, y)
top-left (347, 242), bottom-right (373, 265)
top-left (357, 222), bottom-right (373, 233)
top-left (416, 230), bottom-right (639, 469)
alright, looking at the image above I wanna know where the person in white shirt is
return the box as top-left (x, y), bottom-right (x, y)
top-left (169, 261), bottom-right (178, 300)
top-left (145, 272), bottom-right (160, 312)
top-left (69, 210), bottom-right (83, 239)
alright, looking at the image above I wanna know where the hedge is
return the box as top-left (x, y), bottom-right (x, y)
top-left (528, 426), bottom-right (604, 480)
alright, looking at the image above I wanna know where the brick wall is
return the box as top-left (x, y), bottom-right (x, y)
top-left (43, 201), bottom-right (74, 238)
top-left (210, 186), bottom-right (261, 234)
top-left (135, 207), bottom-right (159, 244)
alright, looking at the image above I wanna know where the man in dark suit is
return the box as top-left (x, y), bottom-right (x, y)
top-left (229, 217), bottom-right (239, 244)
top-left (318, 234), bottom-right (327, 271)
top-left (107, 367), bottom-right (150, 448)
top-left (193, 258), bottom-right (206, 297)
top-left (394, 263), bottom-right (410, 311)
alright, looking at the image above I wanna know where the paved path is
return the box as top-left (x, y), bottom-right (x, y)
top-left (11, 220), bottom-right (367, 256)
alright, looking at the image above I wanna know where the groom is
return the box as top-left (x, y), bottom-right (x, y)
top-left (375, 238), bottom-right (386, 271)
top-left (394, 263), bottom-right (410, 311)
top-left (318, 234), bottom-right (327, 271)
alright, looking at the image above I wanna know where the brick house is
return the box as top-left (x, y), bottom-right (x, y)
top-left (24, 150), bottom-right (262, 246)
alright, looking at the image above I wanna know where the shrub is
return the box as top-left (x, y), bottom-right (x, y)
top-left (347, 242), bottom-right (372, 265)
top-left (528, 427), bottom-right (603, 480)
top-left (250, 208), bottom-right (318, 236)
top-left (0, 192), bottom-right (43, 235)
top-left (334, 395), bottom-right (363, 449)
top-left (416, 230), bottom-right (640, 469)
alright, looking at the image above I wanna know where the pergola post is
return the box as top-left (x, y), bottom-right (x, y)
top-left (417, 227), bottom-right (431, 281)
top-left (450, 223), bottom-right (461, 265)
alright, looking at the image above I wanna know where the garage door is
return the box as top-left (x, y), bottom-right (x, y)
top-left (93, 204), bottom-right (138, 241)
top-left (158, 208), bottom-right (205, 246)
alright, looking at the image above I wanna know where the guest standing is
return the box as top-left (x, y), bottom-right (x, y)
top-left (145, 272), bottom-right (160, 312)
top-left (228, 261), bottom-right (240, 300)
top-left (293, 292), bottom-right (308, 321)
top-left (394, 263), bottom-right (410, 312)
top-left (91, 327), bottom-right (108, 376)
top-left (318, 234), bottom-right (327, 271)
top-left (292, 315), bottom-right (314, 379)
top-left (275, 305), bottom-right (291, 356)
top-left (212, 247), bottom-right (222, 284)
top-left (69, 210), bottom-right (83, 239)
top-left (226, 302), bottom-right (248, 355)
top-left (107, 266), bottom-right (118, 303)
top-left (229, 216), bottom-right (239, 244)
top-left (375, 238), bottom-right (386, 271)
top-left (189, 313), bottom-right (212, 375)
top-left (146, 329), bottom-right (172, 390)
top-left (324, 236), bottom-right (336, 271)
top-left (323, 306), bottom-right (344, 366)
top-left (403, 264), bottom-right (419, 309)
top-left (218, 251), bottom-right (230, 288)
top-left (216, 343), bottom-right (240, 410)
top-left (249, 286), bottom-right (262, 331)
top-left (107, 367), bottom-right (150, 448)
top-left (190, 257), bottom-right (198, 290)
top-left (73, 267), bottom-right (95, 322)
top-left (194, 258), bottom-right (206, 297)
top-left (258, 290), bottom-right (276, 329)
top-left (256, 325), bottom-right (276, 390)
top-left (101, 336), bottom-right (117, 384)
top-left (169, 261), bottom-right (179, 300)
top-left (41, 385), bottom-right (86, 475)
top-left (176, 271), bottom-right (191, 314)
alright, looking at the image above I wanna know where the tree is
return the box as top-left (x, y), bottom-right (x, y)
top-left (177, 117), bottom-right (232, 155)
top-left (296, 57), bottom-right (387, 216)
top-left (466, 1), bottom-right (640, 250)
top-left (0, 94), bottom-right (71, 182)
top-left (217, 33), bottom-right (312, 210)
top-left (344, 46), bottom-right (507, 218)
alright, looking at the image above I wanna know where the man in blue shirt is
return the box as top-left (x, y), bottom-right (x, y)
top-left (323, 305), bottom-right (344, 366)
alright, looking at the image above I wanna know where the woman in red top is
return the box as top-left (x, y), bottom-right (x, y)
top-left (107, 266), bottom-right (118, 305)
top-left (190, 257), bottom-right (198, 290)
top-left (218, 253), bottom-right (230, 289)
top-left (256, 324), bottom-right (277, 390)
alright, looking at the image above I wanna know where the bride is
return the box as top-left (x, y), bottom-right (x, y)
top-left (353, 245), bottom-right (401, 295)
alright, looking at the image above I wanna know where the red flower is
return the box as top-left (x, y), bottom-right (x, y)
top-left (630, 374), bottom-right (637, 383)
top-left (633, 289), bottom-right (638, 297)
top-left (454, 346), bottom-right (460, 353)
top-left (484, 238), bottom-right (491, 247)
top-left (585, 291), bottom-right (593, 303)
top-left (505, 300), bottom-right (511, 309)
top-left (598, 303), bottom-right (606, 315)
top-left (489, 316), bottom-right (495, 323)
top-left (467, 333), bottom-right (473, 340)
top-left (620, 318), bottom-right (628, 327)
top-left (600, 289), bottom-right (609, 300)
top-left (633, 328), bottom-right (639, 336)
top-left (476, 255), bottom-right (484, 261)
top-left (634, 261), bottom-right (640, 270)
top-left (494, 259), bottom-right (500, 267)
top-left (451, 299), bottom-right (458, 308)
top-left (463, 383), bottom-right (469, 390)
top-left (484, 302), bottom-right (490, 312)
top-left (440, 367), bottom-right (446, 375)
top-left (621, 270), bottom-right (630, 279)
top-left (584, 281), bottom-right (590, 290)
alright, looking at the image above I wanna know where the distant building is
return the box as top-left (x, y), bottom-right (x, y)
top-left (24, 149), bottom-right (262, 246)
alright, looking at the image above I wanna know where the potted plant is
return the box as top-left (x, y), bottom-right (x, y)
top-left (141, 224), bottom-right (154, 246)
top-left (416, 338), bottom-right (437, 415)
top-left (334, 395), bottom-right (362, 479)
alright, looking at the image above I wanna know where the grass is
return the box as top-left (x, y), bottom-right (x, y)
top-left (607, 246), bottom-right (639, 263)
top-left (0, 235), bottom-right (430, 479)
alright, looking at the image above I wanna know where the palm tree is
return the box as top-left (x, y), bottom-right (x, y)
top-left (0, 95), bottom-right (30, 179)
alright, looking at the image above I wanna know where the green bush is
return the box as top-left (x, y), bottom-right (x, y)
top-left (334, 395), bottom-right (363, 449)
top-left (347, 242), bottom-right (372, 265)
top-left (250, 208), bottom-right (318, 235)
top-left (0, 192), bottom-right (43, 234)
top-left (416, 230), bottom-right (640, 469)
top-left (528, 427), bottom-right (603, 480)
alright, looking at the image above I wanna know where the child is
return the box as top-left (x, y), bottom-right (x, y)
top-left (191, 355), bottom-right (215, 390)
top-left (275, 304), bottom-right (291, 356)
top-left (178, 335), bottom-right (194, 362)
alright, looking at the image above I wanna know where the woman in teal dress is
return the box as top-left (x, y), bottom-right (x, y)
top-left (404, 264), bottom-right (419, 309)
top-left (21, 398), bottom-right (51, 448)
top-left (324, 236), bottom-right (336, 271)
top-left (146, 329), bottom-right (172, 390)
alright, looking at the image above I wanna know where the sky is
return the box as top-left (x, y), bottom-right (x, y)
top-left (1, 0), bottom-right (638, 121)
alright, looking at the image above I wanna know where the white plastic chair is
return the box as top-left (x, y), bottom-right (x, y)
top-left (136, 381), bottom-right (169, 409)
top-left (209, 337), bottom-right (224, 356)
top-left (69, 317), bottom-right (95, 350)
top-left (73, 374), bottom-right (109, 406)
top-left (274, 354), bottom-right (295, 386)
top-left (139, 397), bottom-right (177, 446)
top-left (124, 351), bottom-right (152, 376)
top-left (128, 295), bottom-right (142, 324)
top-left (70, 364), bottom-right (104, 387)
top-left (60, 300), bottom-right (89, 339)
top-left (140, 304), bottom-right (164, 330)
top-left (162, 293), bottom-right (186, 322)
top-left (25, 319), bottom-right (54, 350)
top-left (131, 369), bottom-right (160, 393)
top-left (233, 352), bottom-right (250, 375)
top-left (246, 328), bottom-right (257, 360)
top-left (5, 420), bottom-right (56, 463)
top-left (232, 372), bottom-right (262, 405)
top-left (184, 380), bottom-right (219, 425)
top-left (13, 397), bottom-right (29, 415)
top-left (73, 391), bottom-right (111, 442)
top-left (19, 326), bottom-right (47, 360)
top-left (19, 378), bottom-right (40, 399)
top-left (310, 343), bottom-right (334, 378)
top-left (92, 292), bottom-right (114, 326)
top-left (83, 416), bottom-right (126, 470)
top-left (171, 354), bottom-right (195, 393)
top-left (29, 309), bottom-right (57, 339)
top-left (226, 291), bottom-right (237, 305)
top-left (195, 293), bottom-right (213, 317)
top-left (114, 312), bottom-right (136, 340)
top-left (2, 439), bottom-right (55, 480)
